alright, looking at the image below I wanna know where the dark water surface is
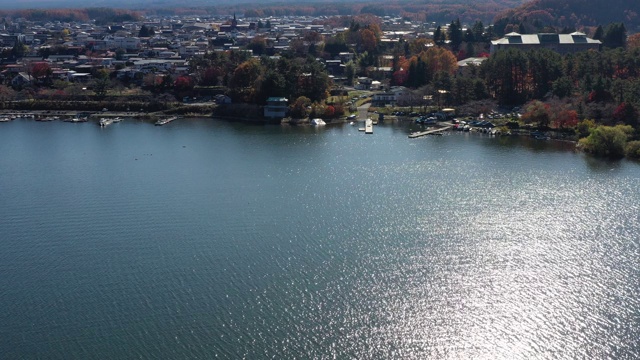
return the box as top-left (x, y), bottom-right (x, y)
top-left (0, 119), bottom-right (638, 359)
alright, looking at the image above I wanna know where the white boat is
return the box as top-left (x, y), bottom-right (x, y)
top-left (99, 118), bottom-right (113, 127)
top-left (311, 118), bottom-right (326, 126)
top-left (155, 116), bottom-right (177, 126)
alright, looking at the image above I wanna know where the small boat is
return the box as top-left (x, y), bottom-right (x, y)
top-left (112, 117), bottom-right (122, 122)
top-left (65, 116), bottom-right (87, 123)
top-left (155, 116), bottom-right (177, 126)
top-left (99, 118), bottom-right (113, 127)
top-left (36, 116), bottom-right (56, 122)
top-left (311, 118), bottom-right (326, 126)
top-left (0, 116), bottom-right (11, 122)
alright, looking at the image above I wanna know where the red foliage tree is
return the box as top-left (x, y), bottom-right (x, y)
top-left (553, 109), bottom-right (579, 128)
top-left (174, 76), bottom-right (193, 91)
top-left (30, 62), bottom-right (52, 80)
top-left (324, 105), bottom-right (335, 118)
top-left (393, 68), bottom-right (408, 86)
top-left (613, 102), bottom-right (638, 126)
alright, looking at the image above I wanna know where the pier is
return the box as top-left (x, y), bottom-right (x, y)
top-left (365, 118), bottom-right (373, 134)
top-left (408, 126), bottom-right (452, 138)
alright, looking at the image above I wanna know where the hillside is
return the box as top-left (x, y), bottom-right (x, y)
top-left (1, 0), bottom-right (527, 25)
top-left (494, 0), bottom-right (640, 34)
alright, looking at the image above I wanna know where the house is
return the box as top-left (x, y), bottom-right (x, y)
top-left (490, 32), bottom-right (601, 55)
top-left (11, 72), bottom-right (34, 87)
top-left (324, 60), bottom-right (344, 75)
top-left (214, 94), bottom-right (232, 104)
top-left (457, 57), bottom-right (488, 76)
top-left (372, 86), bottom-right (409, 106)
top-left (264, 97), bottom-right (288, 118)
top-left (355, 77), bottom-right (373, 90)
top-left (338, 52), bottom-right (354, 63)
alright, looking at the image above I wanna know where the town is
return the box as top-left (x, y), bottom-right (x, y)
top-left (1, 7), bottom-right (640, 158)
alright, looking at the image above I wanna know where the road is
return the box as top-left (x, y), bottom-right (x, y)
top-left (357, 103), bottom-right (371, 120)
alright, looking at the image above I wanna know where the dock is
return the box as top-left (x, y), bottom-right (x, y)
top-left (155, 116), bottom-right (178, 126)
top-left (365, 118), bottom-right (373, 134)
top-left (408, 126), bottom-right (451, 138)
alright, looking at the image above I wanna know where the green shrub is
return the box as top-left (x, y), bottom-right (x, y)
top-left (576, 119), bottom-right (596, 138)
top-left (625, 140), bottom-right (640, 159)
top-left (578, 125), bottom-right (633, 158)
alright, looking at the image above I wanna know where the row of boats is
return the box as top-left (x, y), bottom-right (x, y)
top-left (1, 114), bottom-right (181, 127)
top-left (1, 114), bottom-right (35, 122)
top-left (0, 114), bottom-right (92, 122)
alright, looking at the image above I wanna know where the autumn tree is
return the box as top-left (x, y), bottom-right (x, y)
top-left (303, 31), bottom-right (324, 45)
top-left (289, 96), bottom-right (311, 118)
top-left (421, 47), bottom-right (458, 76)
top-left (0, 85), bottom-right (16, 102)
top-left (174, 76), bottom-right (193, 92)
top-left (627, 33), bottom-right (640, 51)
top-left (408, 38), bottom-right (432, 56)
top-left (30, 62), bottom-right (52, 83)
top-left (229, 59), bottom-right (262, 102)
top-left (521, 100), bottom-right (551, 126)
top-left (359, 28), bottom-right (377, 53)
top-left (553, 109), bottom-right (579, 129)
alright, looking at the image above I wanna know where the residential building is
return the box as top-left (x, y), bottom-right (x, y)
top-left (264, 97), bottom-right (288, 118)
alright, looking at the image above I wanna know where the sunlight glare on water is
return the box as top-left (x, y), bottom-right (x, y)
top-left (0, 119), bottom-right (637, 359)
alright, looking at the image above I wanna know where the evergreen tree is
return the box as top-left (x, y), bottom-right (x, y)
top-left (434, 26), bottom-right (443, 45)
top-left (449, 18), bottom-right (463, 51)
top-left (593, 25), bottom-right (604, 41)
top-left (472, 21), bottom-right (484, 43)
top-left (603, 23), bottom-right (627, 49)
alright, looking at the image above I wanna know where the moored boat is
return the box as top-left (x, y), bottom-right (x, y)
top-left (99, 118), bottom-right (113, 127)
top-left (311, 118), bottom-right (326, 126)
top-left (155, 116), bottom-right (177, 126)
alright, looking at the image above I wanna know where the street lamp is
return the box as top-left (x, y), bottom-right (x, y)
top-left (437, 89), bottom-right (448, 110)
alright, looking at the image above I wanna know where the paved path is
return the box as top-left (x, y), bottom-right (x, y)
top-left (357, 103), bottom-right (371, 120)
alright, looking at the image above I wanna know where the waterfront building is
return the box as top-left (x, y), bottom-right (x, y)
top-left (264, 97), bottom-right (289, 118)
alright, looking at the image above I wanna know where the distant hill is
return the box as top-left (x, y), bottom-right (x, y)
top-left (494, 0), bottom-right (640, 34)
top-left (0, 0), bottom-right (527, 25)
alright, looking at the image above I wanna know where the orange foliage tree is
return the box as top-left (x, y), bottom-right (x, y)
top-left (420, 47), bottom-right (458, 75)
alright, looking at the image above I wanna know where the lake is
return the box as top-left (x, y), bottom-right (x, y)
top-left (0, 118), bottom-right (638, 359)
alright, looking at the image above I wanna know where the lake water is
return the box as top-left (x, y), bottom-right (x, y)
top-left (0, 118), bottom-right (638, 359)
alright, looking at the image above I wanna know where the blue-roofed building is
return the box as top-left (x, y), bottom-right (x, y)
top-left (264, 97), bottom-right (288, 118)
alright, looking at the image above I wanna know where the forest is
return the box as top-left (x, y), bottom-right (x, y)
top-left (493, 0), bottom-right (640, 35)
